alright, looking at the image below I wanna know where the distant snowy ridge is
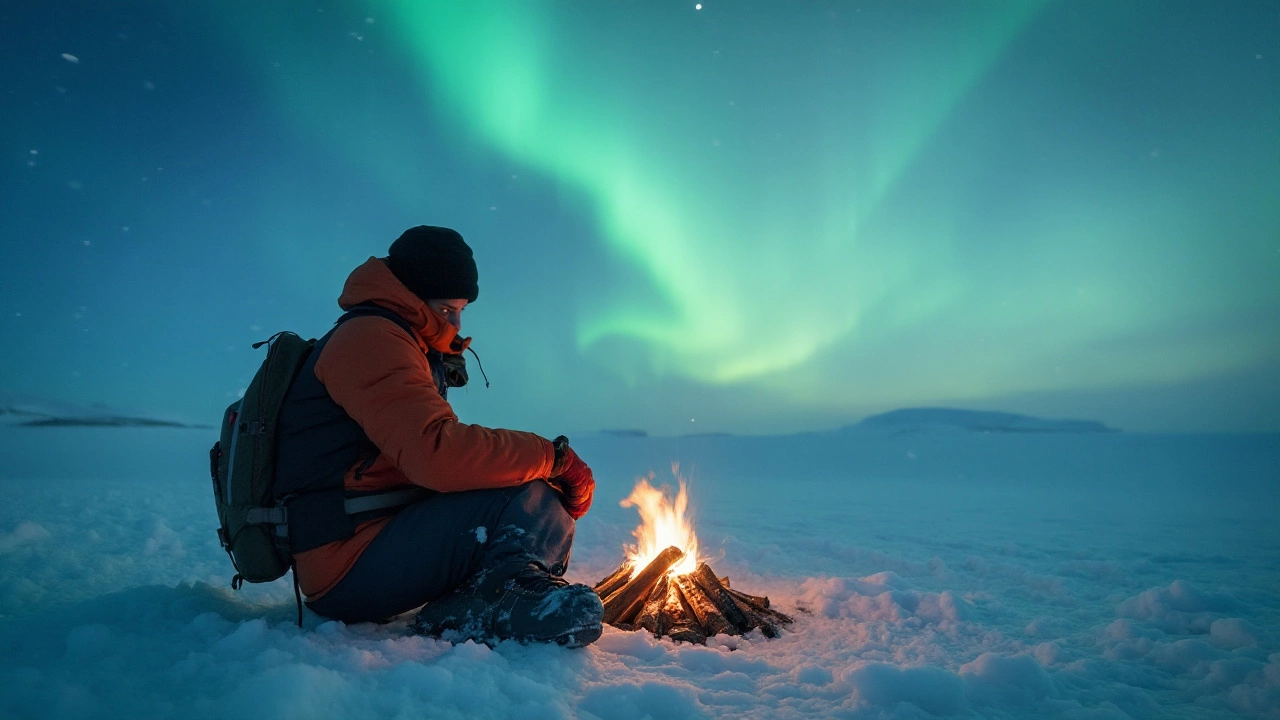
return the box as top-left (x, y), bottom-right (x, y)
top-left (0, 393), bottom-right (209, 429)
top-left (585, 407), bottom-right (1118, 439)
top-left (598, 428), bottom-right (649, 438)
top-left (848, 407), bottom-right (1118, 434)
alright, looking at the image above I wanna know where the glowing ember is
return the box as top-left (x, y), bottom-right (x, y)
top-left (621, 470), bottom-right (699, 578)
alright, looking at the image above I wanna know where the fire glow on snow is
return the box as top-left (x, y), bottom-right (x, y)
top-left (0, 414), bottom-right (1278, 719)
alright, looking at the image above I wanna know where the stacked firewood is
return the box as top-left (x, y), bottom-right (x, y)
top-left (594, 546), bottom-right (793, 644)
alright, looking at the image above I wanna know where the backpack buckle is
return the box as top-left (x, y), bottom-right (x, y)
top-left (245, 506), bottom-right (288, 526)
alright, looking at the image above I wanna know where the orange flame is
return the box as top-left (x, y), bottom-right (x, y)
top-left (621, 467), bottom-right (699, 578)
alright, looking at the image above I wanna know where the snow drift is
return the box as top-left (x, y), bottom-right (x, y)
top-left (0, 413), bottom-right (1276, 719)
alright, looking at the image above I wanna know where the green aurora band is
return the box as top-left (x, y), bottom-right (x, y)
top-left (384, 2), bottom-right (1052, 385)
top-left (222, 1), bottom-right (1278, 426)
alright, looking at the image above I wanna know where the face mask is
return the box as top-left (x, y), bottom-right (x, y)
top-left (440, 352), bottom-right (469, 388)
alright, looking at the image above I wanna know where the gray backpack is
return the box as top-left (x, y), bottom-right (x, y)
top-left (209, 332), bottom-right (312, 595)
top-left (208, 310), bottom-right (434, 625)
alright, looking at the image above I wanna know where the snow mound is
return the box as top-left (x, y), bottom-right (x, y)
top-left (1117, 579), bottom-right (1240, 633)
top-left (845, 662), bottom-right (968, 715)
top-left (798, 573), bottom-right (971, 625)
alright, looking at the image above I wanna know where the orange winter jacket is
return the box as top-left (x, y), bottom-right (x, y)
top-left (293, 257), bottom-right (555, 600)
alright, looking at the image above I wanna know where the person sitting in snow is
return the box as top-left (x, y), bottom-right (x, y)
top-left (274, 225), bottom-right (603, 647)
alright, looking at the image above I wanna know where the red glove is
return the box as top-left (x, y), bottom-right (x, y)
top-left (550, 436), bottom-right (594, 520)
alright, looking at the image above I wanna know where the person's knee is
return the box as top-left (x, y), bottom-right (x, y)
top-left (515, 479), bottom-right (565, 515)
top-left (505, 481), bottom-right (574, 542)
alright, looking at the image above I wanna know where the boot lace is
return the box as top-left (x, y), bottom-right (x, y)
top-left (509, 565), bottom-right (570, 594)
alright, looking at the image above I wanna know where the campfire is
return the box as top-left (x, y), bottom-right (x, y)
top-left (594, 473), bottom-right (792, 644)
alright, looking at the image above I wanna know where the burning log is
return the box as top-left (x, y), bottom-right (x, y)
top-left (601, 545), bottom-right (685, 625)
top-left (595, 557), bottom-right (792, 644)
top-left (719, 579), bottom-right (770, 608)
top-left (666, 617), bottom-right (706, 644)
top-left (728, 587), bottom-right (792, 625)
top-left (690, 564), bottom-right (751, 632)
top-left (593, 561), bottom-right (634, 599)
top-left (666, 580), bottom-right (706, 644)
top-left (652, 580), bottom-right (683, 638)
top-left (600, 473), bottom-right (791, 645)
top-left (633, 574), bottom-right (669, 635)
top-left (673, 573), bottom-right (734, 636)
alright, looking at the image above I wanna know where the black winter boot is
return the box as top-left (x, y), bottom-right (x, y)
top-left (410, 563), bottom-right (604, 648)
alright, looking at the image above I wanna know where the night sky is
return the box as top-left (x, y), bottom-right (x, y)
top-left (2, 1), bottom-right (1277, 436)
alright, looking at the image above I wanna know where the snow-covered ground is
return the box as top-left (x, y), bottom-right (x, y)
top-left (1, 415), bottom-right (1277, 719)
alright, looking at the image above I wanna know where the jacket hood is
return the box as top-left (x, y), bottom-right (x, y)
top-left (337, 257), bottom-right (470, 354)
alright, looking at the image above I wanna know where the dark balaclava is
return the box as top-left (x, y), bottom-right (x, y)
top-left (387, 226), bottom-right (479, 303)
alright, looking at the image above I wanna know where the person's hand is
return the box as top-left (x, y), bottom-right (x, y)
top-left (550, 436), bottom-right (594, 520)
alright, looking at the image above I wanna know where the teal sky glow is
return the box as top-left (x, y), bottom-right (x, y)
top-left (1, 1), bottom-right (1277, 434)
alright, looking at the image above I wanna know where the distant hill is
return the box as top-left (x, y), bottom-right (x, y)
top-left (587, 408), bottom-right (1118, 439)
top-left (598, 428), bottom-right (649, 438)
top-left (0, 393), bottom-right (208, 429)
top-left (847, 408), bottom-right (1118, 434)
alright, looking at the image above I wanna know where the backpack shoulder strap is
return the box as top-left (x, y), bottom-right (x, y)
top-left (336, 303), bottom-right (417, 338)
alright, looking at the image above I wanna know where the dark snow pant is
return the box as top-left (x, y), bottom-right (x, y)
top-left (306, 480), bottom-right (575, 624)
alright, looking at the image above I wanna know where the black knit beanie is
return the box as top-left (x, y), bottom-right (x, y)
top-left (387, 226), bottom-right (479, 303)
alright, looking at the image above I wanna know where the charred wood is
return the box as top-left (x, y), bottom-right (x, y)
top-left (653, 580), bottom-right (685, 638)
top-left (595, 552), bottom-right (789, 644)
top-left (690, 563), bottom-right (752, 633)
top-left (594, 561), bottom-right (634, 598)
top-left (724, 590), bottom-right (779, 638)
top-left (667, 581), bottom-right (707, 643)
top-left (726, 587), bottom-right (794, 627)
top-left (666, 617), bottom-right (706, 644)
top-left (633, 575), bottom-right (670, 635)
top-left (601, 546), bottom-right (684, 625)
top-left (724, 586), bottom-right (770, 609)
top-left (672, 574), bottom-right (734, 637)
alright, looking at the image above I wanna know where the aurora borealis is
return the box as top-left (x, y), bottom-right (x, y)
top-left (2, 1), bottom-right (1277, 435)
